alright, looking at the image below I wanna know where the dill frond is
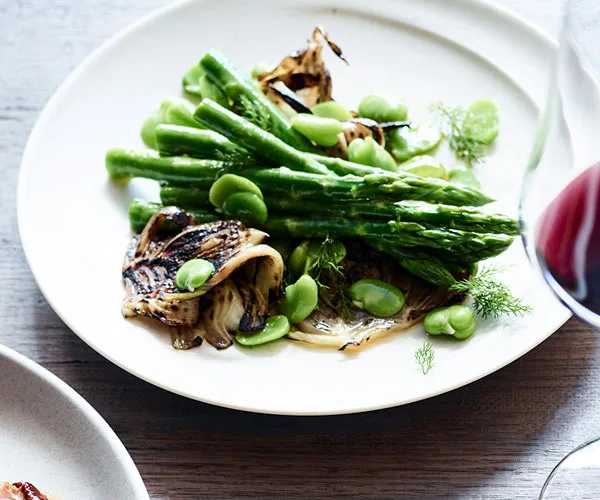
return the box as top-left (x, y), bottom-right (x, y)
top-left (450, 265), bottom-right (532, 319)
top-left (430, 102), bottom-right (486, 167)
top-left (415, 342), bottom-right (435, 375)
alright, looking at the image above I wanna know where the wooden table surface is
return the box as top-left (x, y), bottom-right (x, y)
top-left (1, 1), bottom-right (595, 499)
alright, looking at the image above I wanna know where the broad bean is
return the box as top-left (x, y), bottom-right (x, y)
top-left (280, 275), bottom-right (319, 324)
top-left (348, 279), bottom-right (405, 317)
top-left (222, 192), bottom-right (268, 226)
top-left (311, 101), bottom-right (353, 121)
top-left (175, 258), bottom-right (215, 292)
top-left (401, 155), bottom-right (447, 179)
top-left (463, 99), bottom-right (499, 144)
top-left (423, 305), bottom-right (476, 340)
top-left (209, 173), bottom-right (263, 209)
top-left (291, 114), bottom-right (343, 147)
top-left (235, 315), bottom-right (291, 346)
top-left (347, 137), bottom-right (398, 172)
top-left (388, 123), bottom-right (442, 162)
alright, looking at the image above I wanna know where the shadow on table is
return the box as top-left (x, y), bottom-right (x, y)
top-left (49, 315), bottom-right (596, 500)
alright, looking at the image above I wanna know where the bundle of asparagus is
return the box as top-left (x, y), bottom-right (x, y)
top-left (107, 52), bottom-right (518, 288)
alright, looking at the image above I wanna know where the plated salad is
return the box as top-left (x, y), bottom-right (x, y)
top-left (106, 27), bottom-right (528, 358)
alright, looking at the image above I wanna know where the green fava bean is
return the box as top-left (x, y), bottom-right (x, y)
top-left (347, 137), bottom-right (398, 172)
top-left (374, 146), bottom-right (399, 172)
top-left (347, 136), bottom-right (376, 164)
top-left (311, 101), bottom-right (353, 121)
top-left (385, 100), bottom-right (409, 122)
top-left (235, 315), bottom-right (291, 347)
top-left (448, 164), bottom-right (482, 190)
top-left (281, 275), bottom-right (319, 324)
top-left (358, 95), bottom-right (392, 122)
top-left (401, 155), bottom-right (447, 179)
top-left (164, 98), bottom-right (199, 128)
top-left (140, 99), bottom-right (183, 148)
top-left (423, 305), bottom-right (476, 340)
top-left (251, 61), bottom-right (272, 78)
top-left (389, 123), bottom-right (442, 162)
top-left (288, 240), bottom-right (312, 278)
top-left (222, 192), bottom-right (268, 226)
top-left (175, 258), bottom-right (215, 292)
top-left (141, 109), bottom-right (163, 149)
top-left (288, 239), bottom-right (346, 279)
top-left (348, 279), bottom-right (405, 318)
top-left (463, 99), bottom-right (499, 145)
top-left (182, 64), bottom-right (206, 97)
top-left (209, 173), bottom-right (263, 209)
top-left (291, 114), bottom-right (343, 147)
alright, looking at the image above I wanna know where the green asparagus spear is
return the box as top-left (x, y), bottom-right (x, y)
top-left (152, 161), bottom-right (492, 206)
top-left (155, 124), bottom-right (251, 163)
top-left (150, 120), bottom-right (380, 176)
top-left (130, 198), bottom-right (511, 262)
top-left (241, 167), bottom-right (493, 206)
top-left (364, 239), bottom-right (457, 287)
top-left (160, 185), bottom-right (516, 243)
top-left (305, 153), bottom-right (380, 176)
top-left (392, 202), bottom-right (520, 235)
top-left (199, 51), bottom-right (319, 152)
top-left (105, 148), bottom-right (224, 186)
top-left (109, 145), bottom-right (492, 207)
top-left (146, 119), bottom-right (384, 177)
top-left (159, 185), bottom-right (213, 208)
top-left (128, 199), bottom-right (218, 232)
top-left (261, 215), bottom-right (513, 256)
top-left (130, 201), bottom-right (458, 287)
top-left (160, 184), bottom-right (389, 214)
top-left (193, 99), bottom-right (333, 175)
top-left (193, 100), bottom-right (492, 204)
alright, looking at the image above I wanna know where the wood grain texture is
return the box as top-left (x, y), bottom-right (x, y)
top-left (1, 1), bottom-right (596, 499)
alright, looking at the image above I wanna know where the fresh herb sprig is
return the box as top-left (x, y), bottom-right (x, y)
top-left (415, 342), bottom-right (435, 375)
top-left (430, 103), bottom-right (486, 167)
top-left (310, 236), bottom-right (354, 318)
top-left (450, 265), bottom-right (532, 319)
top-left (308, 236), bottom-right (346, 283)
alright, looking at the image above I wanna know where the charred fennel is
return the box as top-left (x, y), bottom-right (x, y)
top-left (129, 199), bottom-right (217, 232)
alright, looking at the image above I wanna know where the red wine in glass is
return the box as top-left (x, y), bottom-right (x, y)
top-left (536, 163), bottom-right (600, 319)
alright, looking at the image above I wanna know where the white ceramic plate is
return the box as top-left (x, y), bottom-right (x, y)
top-left (18, 0), bottom-right (570, 415)
top-left (0, 345), bottom-right (149, 499)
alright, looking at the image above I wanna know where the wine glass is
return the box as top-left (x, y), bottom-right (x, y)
top-left (519, 1), bottom-right (600, 498)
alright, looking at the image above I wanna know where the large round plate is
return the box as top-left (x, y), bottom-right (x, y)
top-left (18, 0), bottom-right (570, 415)
top-left (0, 345), bottom-right (149, 498)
